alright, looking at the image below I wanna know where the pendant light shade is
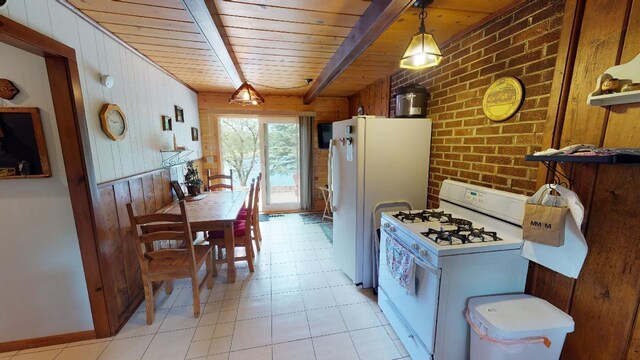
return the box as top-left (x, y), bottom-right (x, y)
top-left (399, 1), bottom-right (442, 70)
top-left (400, 32), bottom-right (442, 69)
top-left (229, 81), bottom-right (264, 106)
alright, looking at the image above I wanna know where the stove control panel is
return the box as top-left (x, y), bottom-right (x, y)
top-left (464, 189), bottom-right (485, 204)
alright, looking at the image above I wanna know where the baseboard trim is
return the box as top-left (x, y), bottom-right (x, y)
top-left (0, 330), bottom-right (96, 353)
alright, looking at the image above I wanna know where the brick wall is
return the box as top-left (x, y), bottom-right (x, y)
top-left (390, 0), bottom-right (565, 207)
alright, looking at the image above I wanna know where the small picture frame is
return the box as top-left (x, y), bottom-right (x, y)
top-left (191, 127), bottom-right (199, 141)
top-left (175, 106), bottom-right (184, 123)
top-left (162, 115), bottom-right (172, 131)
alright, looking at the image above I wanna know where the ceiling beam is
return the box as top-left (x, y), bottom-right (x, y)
top-left (303, 0), bottom-right (412, 104)
top-left (182, 0), bottom-right (244, 89)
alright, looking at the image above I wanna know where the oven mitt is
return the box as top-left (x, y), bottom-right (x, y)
top-left (521, 184), bottom-right (588, 279)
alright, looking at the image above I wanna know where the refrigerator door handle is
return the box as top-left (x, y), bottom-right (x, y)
top-left (330, 139), bottom-right (338, 211)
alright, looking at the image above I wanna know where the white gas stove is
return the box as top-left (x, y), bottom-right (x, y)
top-left (378, 180), bottom-right (530, 360)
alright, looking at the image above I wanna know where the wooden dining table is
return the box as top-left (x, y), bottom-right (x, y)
top-left (152, 189), bottom-right (248, 283)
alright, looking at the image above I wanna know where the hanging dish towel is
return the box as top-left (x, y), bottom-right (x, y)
top-left (521, 184), bottom-right (588, 279)
top-left (386, 236), bottom-right (416, 294)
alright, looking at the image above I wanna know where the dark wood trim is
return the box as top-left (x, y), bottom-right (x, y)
top-left (183, 0), bottom-right (243, 88)
top-left (0, 330), bottom-right (95, 353)
top-left (0, 15), bottom-right (111, 338)
top-left (55, 0), bottom-right (198, 94)
top-left (303, 0), bottom-right (412, 104)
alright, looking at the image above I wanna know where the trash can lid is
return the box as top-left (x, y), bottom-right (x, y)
top-left (468, 294), bottom-right (574, 339)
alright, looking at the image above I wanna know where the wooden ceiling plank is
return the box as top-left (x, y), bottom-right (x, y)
top-left (234, 53), bottom-right (329, 65)
top-left (229, 37), bottom-right (338, 52)
top-left (183, 0), bottom-right (244, 88)
top-left (123, 0), bottom-right (186, 9)
top-left (68, 0), bottom-right (193, 22)
top-left (226, 0), bottom-right (371, 16)
top-left (117, 34), bottom-right (210, 49)
top-left (303, 0), bottom-right (413, 104)
top-left (225, 27), bottom-right (344, 46)
top-left (81, 10), bottom-right (200, 32)
top-left (134, 43), bottom-right (215, 56)
top-left (102, 23), bottom-right (203, 42)
top-left (233, 47), bottom-right (333, 59)
top-left (219, 15), bottom-right (351, 37)
top-left (213, 0), bottom-right (360, 27)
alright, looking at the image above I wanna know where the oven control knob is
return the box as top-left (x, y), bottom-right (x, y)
top-left (388, 225), bottom-right (396, 232)
top-left (419, 249), bottom-right (428, 257)
top-left (411, 243), bottom-right (419, 250)
top-left (383, 223), bottom-right (390, 229)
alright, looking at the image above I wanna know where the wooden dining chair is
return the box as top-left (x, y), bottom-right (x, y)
top-left (252, 173), bottom-right (263, 251)
top-left (206, 169), bottom-right (233, 191)
top-left (207, 179), bottom-right (255, 272)
top-left (126, 201), bottom-right (214, 325)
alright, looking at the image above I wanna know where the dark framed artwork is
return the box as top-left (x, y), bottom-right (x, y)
top-left (191, 127), bottom-right (199, 141)
top-left (0, 107), bottom-right (51, 178)
top-left (170, 180), bottom-right (185, 200)
top-left (175, 105), bottom-right (184, 123)
top-left (162, 115), bottom-right (172, 131)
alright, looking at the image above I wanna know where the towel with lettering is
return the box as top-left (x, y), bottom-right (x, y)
top-left (386, 236), bottom-right (416, 294)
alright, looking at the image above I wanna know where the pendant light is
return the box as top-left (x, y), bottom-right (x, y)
top-left (229, 81), bottom-right (265, 106)
top-left (400, 0), bottom-right (442, 70)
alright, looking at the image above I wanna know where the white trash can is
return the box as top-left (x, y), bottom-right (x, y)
top-left (466, 294), bottom-right (574, 360)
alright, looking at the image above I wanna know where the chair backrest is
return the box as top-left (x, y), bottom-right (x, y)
top-left (126, 201), bottom-right (196, 272)
top-left (170, 180), bottom-right (186, 200)
top-left (244, 180), bottom-right (255, 232)
top-left (252, 173), bottom-right (262, 220)
top-left (207, 169), bottom-right (233, 191)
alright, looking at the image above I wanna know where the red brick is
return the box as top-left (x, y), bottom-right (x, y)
top-left (463, 154), bottom-right (483, 162)
top-left (449, 83), bottom-right (468, 94)
top-left (473, 146), bottom-right (497, 154)
top-left (452, 161), bottom-right (471, 170)
top-left (483, 39), bottom-right (511, 57)
top-left (486, 136), bottom-right (514, 145)
top-left (472, 34), bottom-right (498, 52)
top-left (452, 145), bottom-right (472, 153)
top-left (479, 61), bottom-right (507, 76)
top-left (464, 137), bottom-right (485, 144)
top-left (454, 128), bottom-right (473, 136)
top-left (464, 118), bottom-right (485, 127)
top-left (508, 49), bottom-right (543, 67)
top-left (502, 123), bottom-right (534, 134)
top-left (486, 155), bottom-right (513, 165)
top-left (497, 18), bottom-right (530, 40)
top-left (484, 16), bottom-right (513, 38)
top-left (444, 137), bottom-right (463, 144)
top-left (460, 31), bottom-right (484, 48)
top-left (469, 77), bottom-right (492, 90)
top-left (459, 70), bottom-right (482, 83)
top-left (473, 163), bottom-right (497, 173)
top-left (455, 109), bottom-right (476, 119)
top-left (460, 171), bottom-right (481, 181)
top-left (481, 174), bottom-right (508, 186)
top-left (497, 146), bottom-right (528, 155)
top-left (470, 56), bottom-right (495, 71)
top-left (476, 126), bottom-right (500, 135)
top-left (495, 43), bottom-right (526, 62)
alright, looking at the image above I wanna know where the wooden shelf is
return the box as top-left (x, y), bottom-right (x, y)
top-left (525, 154), bottom-right (640, 164)
top-left (587, 53), bottom-right (640, 106)
top-left (0, 174), bottom-right (50, 180)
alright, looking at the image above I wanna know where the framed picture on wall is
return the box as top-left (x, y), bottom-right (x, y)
top-left (175, 105), bottom-right (184, 123)
top-left (162, 115), bottom-right (172, 131)
top-left (191, 127), bottom-right (199, 141)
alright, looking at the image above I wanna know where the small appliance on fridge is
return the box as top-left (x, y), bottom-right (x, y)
top-left (329, 115), bottom-right (432, 288)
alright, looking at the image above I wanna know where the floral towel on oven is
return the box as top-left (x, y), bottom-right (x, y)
top-left (386, 236), bottom-right (416, 294)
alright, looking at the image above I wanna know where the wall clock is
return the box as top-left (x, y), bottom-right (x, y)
top-left (482, 77), bottom-right (524, 122)
top-left (99, 104), bottom-right (128, 141)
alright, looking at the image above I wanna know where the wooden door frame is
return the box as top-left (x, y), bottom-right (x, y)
top-left (0, 16), bottom-right (110, 338)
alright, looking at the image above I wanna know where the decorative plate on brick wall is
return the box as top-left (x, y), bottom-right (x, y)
top-left (482, 77), bottom-right (524, 122)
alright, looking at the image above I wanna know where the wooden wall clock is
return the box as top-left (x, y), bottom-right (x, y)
top-left (99, 104), bottom-right (128, 141)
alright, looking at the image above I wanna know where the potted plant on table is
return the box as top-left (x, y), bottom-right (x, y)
top-left (184, 160), bottom-right (203, 196)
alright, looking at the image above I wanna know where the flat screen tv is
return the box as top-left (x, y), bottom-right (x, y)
top-left (317, 123), bottom-right (332, 149)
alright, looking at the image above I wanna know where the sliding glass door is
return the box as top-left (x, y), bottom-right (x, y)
top-left (218, 116), bottom-right (300, 212)
top-left (259, 117), bottom-right (300, 212)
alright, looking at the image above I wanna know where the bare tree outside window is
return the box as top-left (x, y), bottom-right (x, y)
top-left (219, 118), bottom-right (259, 187)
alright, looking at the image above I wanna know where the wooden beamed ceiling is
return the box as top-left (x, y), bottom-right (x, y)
top-left (65, 0), bottom-right (518, 98)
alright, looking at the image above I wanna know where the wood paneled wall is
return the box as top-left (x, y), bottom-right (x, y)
top-left (95, 165), bottom-right (184, 332)
top-left (527, 1), bottom-right (640, 359)
top-left (348, 77), bottom-right (390, 117)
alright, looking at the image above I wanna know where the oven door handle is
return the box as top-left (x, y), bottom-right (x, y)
top-left (415, 258), bottom-right (441, 277)
top-left (383, 229), bottom-right (441, 277)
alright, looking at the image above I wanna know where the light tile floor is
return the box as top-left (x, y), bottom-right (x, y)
top-left (1, 214), bottom-right (409, 360)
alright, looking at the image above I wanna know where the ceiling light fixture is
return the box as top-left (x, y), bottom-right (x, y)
top-left (229, 81), bottom-right (265, 106)
top-left (399, 0), bottom-right (442, 70)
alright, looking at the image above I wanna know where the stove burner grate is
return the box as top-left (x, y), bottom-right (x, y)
top-left (421, 226), bottom-right (502, 245)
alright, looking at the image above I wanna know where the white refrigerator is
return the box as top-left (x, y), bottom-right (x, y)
top-left (330, 116), bottom-right (432, 288)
